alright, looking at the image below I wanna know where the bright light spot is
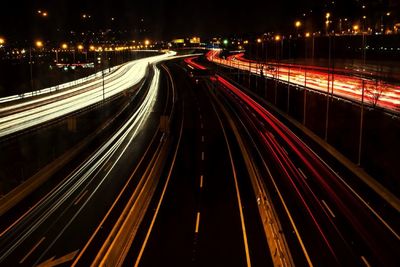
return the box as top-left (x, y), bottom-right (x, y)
top-left (144, 40), bottom-right (150, 46)
top-left (257, 38), bottom-right (262, 43)
top-left (295, 21), bottom-right (302, 28)
top-left (305, 32), bottom-right (311, 38)
top-left (77, 44), bottom-right (84, 50)
top-left (61, 43), bottom-right (68, 49)
top-left (0, 37), bottom-right (5, 45)
top-left (275, 35), bottom-right (281, 41)
top-left (326, 12), bottom-right (330, 19)
top-left (223, 39), bottom-right (228, 45)
top-left (36, 40), bottom-right (43, 48)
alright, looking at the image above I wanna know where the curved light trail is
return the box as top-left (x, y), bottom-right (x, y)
top-left (207, 50), bottom-right (400, 113)
top-left (0, 51), bottom-right (177, 138)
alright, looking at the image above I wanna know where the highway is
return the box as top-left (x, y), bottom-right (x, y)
top-left (0, 59), bottom-right (175, 266)
top-left (0, 51), bottom-right (176, 138)
top-left (181, 57), bottom-right (400, 266)
top-left (207, 50), bottom-right (400, 113)
top-left (0, 53), bottom-right (398, 266)
top-left (125, 60), bottom-right (273, 267)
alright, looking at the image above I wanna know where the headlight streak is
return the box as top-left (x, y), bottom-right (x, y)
top-left (0, 61), bottom-right (164, 264)
top-left (0, 51), bottom-right (176, 138)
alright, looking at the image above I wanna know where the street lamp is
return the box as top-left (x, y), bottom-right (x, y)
top-left (295, 21), bottom-right (302, 37)
top-left (36, 40), bottom-right (43, 48)
top-left (29, 40), bottom-right (44, 93)
top-left (0, 37), bottom-right (5, 45)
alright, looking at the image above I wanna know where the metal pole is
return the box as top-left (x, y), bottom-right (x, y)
top-left (303, 37), bottom-right (307, 125)
top-left (287, 38), bottom-right (291, 114)
top-left (325, 35), bottom-right (332, 141)
top-left (358, 80), bottom-right (365, 166)
top-left (265, 39), bottom-right (268, 99)
top-left (29, 47), bottom-right (34, 94)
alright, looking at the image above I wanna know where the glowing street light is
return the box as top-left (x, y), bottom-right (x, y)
top-left (77, 44), bottom-right (84, 50)
top-left (35, 40), bottom-right (43, 48)
top-left (353, 25), bottom-right (360, 31)
top-left (274, 35), bottom-right (281, 41)
top-left (144, 40), bottom-right (150, 46)
top-left (89, 45), bottom-right (95, 51)
top-left (295, 21), bottom-right (302, 28)
top-left (61, 43), bottom-right (68, 49)
top-left (305, 32), bottom-right (311, 38)
top-left (326, 12), bottom-right (331, 19)
top-left (0, 37), bottom-right (5, 45)
top-left (257, 38), bottom-right (262, 43)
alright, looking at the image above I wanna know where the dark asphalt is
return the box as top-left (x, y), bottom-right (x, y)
top-left (131, 61), bottom-right (272, 267)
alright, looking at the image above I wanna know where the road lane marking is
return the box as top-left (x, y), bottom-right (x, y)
top-left (103, 161), bottom-right (113, 172)
top-left (298, 168), bottom-right (308, 180)
top-left (361, 256), bottom-right (371, 267)
top-left (195, 212), bottom-right (201, 233)
top-left (321, 200), bottom-right (336, 218)
top-left (211, 99), bottom-right (252, 267)
top-left (74, 190), bottom-right (88, 206)
top-left (37, 250), bottom-right (79, 267)
top-left (200, 114), bottom-right (202, 120)
top-left (200, 175), bottom-right (204, 189)
top-left (201, 152), bottom-right (204, 161)
top-left (72, 124), bottom-right (162, 266)
top-left (209, 81), bottom-right (304, 266)
top-left (200, 123), bottom-right (204, 129)
top-left (133, 108), bottom-right (185, 267)
top-left (19, 237), bottom-right (46, 264)
top-left (201, 135), bottom-right (204, 143)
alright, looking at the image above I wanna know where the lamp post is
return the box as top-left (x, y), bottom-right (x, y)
top-left (295, 20), bottom-right (302, 38)
top-left (256, 38), bottom-right (262, 90)
top-left (274, 35), bottom-right (281, 105)
top-left (29, 40), bottom-right (44, 93)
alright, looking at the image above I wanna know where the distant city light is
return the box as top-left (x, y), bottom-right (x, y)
top-left (295, 21), bottom-right (302, 28)
top-left (275, 35), bottom-right (281, 41)
top-left (326, 12), bottom-right (331, 19)
top-left (0, 37), bottom-right (5, 45)
top-left (144, 40), bottom-right (150, 45)
top-left (77, 44), bottom-right (84, 50)
top-left (305, 32), bottom-right (311, 38)
top-left (35, 40), bottom-right (43, 48)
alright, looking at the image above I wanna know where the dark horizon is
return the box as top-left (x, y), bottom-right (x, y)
top-left (1, 0), bottom-right (327, 40)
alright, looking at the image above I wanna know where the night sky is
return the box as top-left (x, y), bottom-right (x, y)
top-left (0, 0), bottom-right (360, 40)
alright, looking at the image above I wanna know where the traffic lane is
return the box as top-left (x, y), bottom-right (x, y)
top-left (133, 62), bottom-right (200, 266)
top-left (0, 67), bottom-right (167, 266)
top-left (28, 66), bottom-right (169, 266)
top-left (219, 83), bottom-right (368, 265)
top-left (202, 83), bottom-right (273, 266)
top-left (191, 80), bottom-right (247, 267)
top-left (217, 80), bottom-right (396, 264)
top-left (136, 62), bottom-right (250, 266)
